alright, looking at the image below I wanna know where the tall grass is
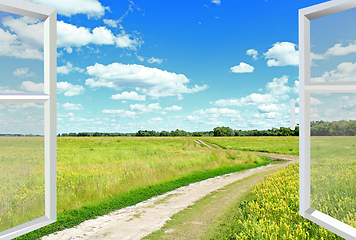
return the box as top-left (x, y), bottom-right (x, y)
top-left (2, 137), bottom-right (271, 239)
top-left (0, 137), bottom-right (45, 232)
top-left (210, 136), bottom-right (356, 239)
top-left (211, 164), bottom-right (342, 239)
top-left (202, 136), bottom-right (299, 156)
top-left (310, 136), bottom-right (356, 226)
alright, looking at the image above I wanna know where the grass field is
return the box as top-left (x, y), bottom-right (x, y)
top-left (310, 136), bottom-right (356, 226)
top-left (208, 136), bottom-right (356, 239)
top-left (0, 137), bottom-right (45, 232)
top-left (0, 136), bottom-right (271, 239)
top-left (202, 136), bottom-right (299, 156)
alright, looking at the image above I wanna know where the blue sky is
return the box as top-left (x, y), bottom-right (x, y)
top-left (1, 0), bottom-right (356, 134)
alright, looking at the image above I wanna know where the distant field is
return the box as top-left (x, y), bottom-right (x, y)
top-left (2, 136), bottom-right (271, 235)
top-left (201, 136), bottom-right (299, 156)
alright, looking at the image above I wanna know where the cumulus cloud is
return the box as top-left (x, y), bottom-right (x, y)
top-left (326, 42), bottom-right (356, 56)
top-left (230, 62), bottom-right (254, 73)
top-left (57, 81), bottom-right (85, 96)
top-left (310, 97), bottom-right (323, 106)
top-left (246, 49), bottom-right (258, 60)
top-left (148, 57), bottom-right (163, 64)
top-left (257, 103), bottom-right (279, 113)
top-left (57, 21), bottom-right (143, 50)
top-left (130, 103), bottom-right (161, 113)
top-left (13, 67), bottom-right (36, 77)
top-left (19, 81), bottom-right (44, 92)
top-left (57, 62), bottom-right (84, 75)
top-left (0, 15), bottom-right (143, 61)
top-left (29, 0), bottom-right (109, 18)
top-left (312, 62), bottom-right (356, 82)
top-left (264, 42), bottom-right (299, 67)
top-left (62, 103), bottom-right (83, 111)
top-left (85, 63), bottom-right (208, 99)
top-left (164, 105), bottom-right (182, 111)
top-left (266, 75), bottom-right (291, 100)
top-left (211, 93), bottom-right (277, 107)
top-left (102, 109), bottom-right (137, 118)
top-left (111, 91), bottom-right (146, 101)
top-left (0, 17), bottom-right (43, 60)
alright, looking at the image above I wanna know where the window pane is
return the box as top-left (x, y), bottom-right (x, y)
top-left (310, 7), bottom-right (356, 83)
top-left (0, 10), bottom-right (44, 93)
top-left (0, 103), bottom-right (44, 232)
top-left (310, 93), bottom-right (356, 228)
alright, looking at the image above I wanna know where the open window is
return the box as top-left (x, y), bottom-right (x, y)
top-left (299, 0), bottom-right (356, 238)
top-left (0, 0), bottom-right (56, 239)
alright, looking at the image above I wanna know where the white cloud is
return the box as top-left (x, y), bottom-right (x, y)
top-left (310, 97), bottom-right (323, 106)
top-left (164, 105), bottom-right (182, 111)
top-left (339, 96), bottom-right (356, 110)
top-left (264, 42), bottom-right (299, 67)
top-left (136, 54), bottom-right (144, 62)
top-left (8, 103), bottom-right (43, 109)
top-left (230, 62), bottom-right (254, 73)
top-left (195, 108), bottom-right (241, 119)
top-left (130, 103), bottom-right (162, 113)
top-left (263, 112), bottom-right (281, 119)
top-left (57, 21), bottom-right (143, 50)
top-left (246, 49), bottom-right (258, 60)
top-left (102, 109), bottom-right (137, 119)
top-left (187, 115), bottom-right (201, 121)
top-left (211, 93), bottom-right (277, 107)
top-left (85, 63), bottom-right (208, 99)
top-left (326, 42), bottom-right (356, 56)
top-left (148, 57), bottom-right (163, 64)
top-left (211, 0), bottom-right (221, 5)
top-left (19, 81), bottom-right (44, 92)
top-left (257, 103), bottom-right (279, 113)
top-left (103, 19), bottom-right (120, 28)
top-left (150, 117), bottom-right (163, 121)
top-left (57, 62), bottom-right (84, 75)
top-left (62, 103), bottom-right (83, 111)
top-left (313, 62), bottom-right (356, 82)
top-left (0, 14), bottom-right (143, 59)
top-left (0, 17), bottom-right (43, 60)
top-left (29, 0), bottom-right (109, 18)
top-left (57, 81), bottom-right (85, 96)
top-left (111, 91), bottom-right (146, 101)
top-left (266, 75), bottom-right (291, 100)
top-left (13, 67), bottom-right (36, 77)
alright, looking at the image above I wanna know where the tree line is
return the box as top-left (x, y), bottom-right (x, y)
top-left (311, 120), bottom-right (356, 136)
top-left (58, 126), bottom-right (299, 137)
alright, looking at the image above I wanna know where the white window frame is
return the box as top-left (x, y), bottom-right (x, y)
top-left (299, 0), bottom-right (356, 239)
top-left (0, 0), bottom-right (57, 239)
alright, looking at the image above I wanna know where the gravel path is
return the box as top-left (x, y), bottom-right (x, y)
top-left (41, 144), bottom-right (298, 240)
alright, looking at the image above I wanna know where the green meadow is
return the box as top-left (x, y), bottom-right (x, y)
top-left (3, 135), bottom-right (356, 239)
top-left (202, 136), bottom-right (299, 156)
top-left (2, 136), bottom-right (271, 239)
